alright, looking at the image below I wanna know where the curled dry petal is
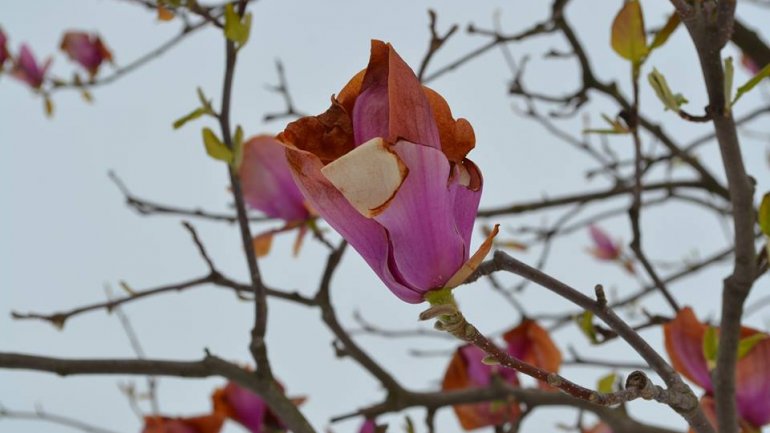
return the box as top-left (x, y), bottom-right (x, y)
top-left (503, 319), bottom-right (562, 388)
top-left (442, 344), bottom-right (521, 430)
top-left (239, 135), bottom-right (310, 222)
top-left (59, 31), bottom-right (112, 77)
top-left (11, 44), bottom-right (51, 89)
top-left (142, 415), bottom-right (224, 433)
top-left (278, 40), bottom-right (482, 303)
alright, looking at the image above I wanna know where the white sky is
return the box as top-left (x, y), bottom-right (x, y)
top-left (2, 1), bottom-right (770, 433)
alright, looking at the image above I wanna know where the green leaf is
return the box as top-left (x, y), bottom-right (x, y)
top-left (583, 114), bottom-right (630, 135)
top-left (724, 57), bottom-right (734, 110)
top-left (733, 62), bottom-right (770, 105)
top-left (611, 0), bottom-right (649, 64)
top-left (737, 333), bottom-right (767, 359)
top-left (758, 193), bottom-right (770, 236)
top-left (577, 311), bottom-right (598, 344)
top-left (597, 373), bottom-right (617, 393)
top-left (224, 3), bottom-right (252, 47)
top-left (232, 125), bottom-right (245, 169)
top-left (202, 127), bottom-right (233, 163)
top-left (703, 326), bottom-right (719, 371)
top-left (648, 68), bottom-right (689, 112)
top-left (404, 416), bottom-right (416, 433)
top-left (173, 107), bottom-right (209, 129)
top-left (649, 13), bottom-right (680, 50)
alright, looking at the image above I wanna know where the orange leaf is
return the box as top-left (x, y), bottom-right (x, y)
top-left (252, 232), bottom-right (274, 257)
top-left (157, 4), bottom-right (175, 21)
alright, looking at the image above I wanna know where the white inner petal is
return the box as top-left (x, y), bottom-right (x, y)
top-left (321, 137), bottom-right (408, 218)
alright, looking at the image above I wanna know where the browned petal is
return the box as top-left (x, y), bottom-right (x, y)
top-left (503, 319), bottom-right (562, 390)
top-left (337, 69), bottom-right (365, 115)
top-left (424, 87), bottom-right (476, 164)
top-left (663, 307), bottom-right (711, 390)
top-left (278, 97), bottom-right (354, 165)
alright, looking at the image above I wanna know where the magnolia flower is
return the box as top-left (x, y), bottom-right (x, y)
top-left (664, 307), bottom-right (770, 430)
top-left (503, 319), bottom-right (562, 388)
top-left (587, 225), bottom-right (634, 274)
top-left (238, 135), bottom-right (313, 256)
top-left (11, 44), bottom-right (51, 89)
top-left (59, 31), bottom-right (112, 77)
top-left (212, 381), bottom-right (303, 433)
top-left (358, 419), bottom-right (378, 433)
top-left (142, 415), bottom-right (224, 433)
top-left (0, 28), bottom-right (8, 68)
top-left (442, 344), bottom-right (521, 430)
top-left (279, 40), bottom-right (484, 303)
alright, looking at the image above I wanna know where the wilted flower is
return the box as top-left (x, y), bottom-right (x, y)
top-left (212, 381), bottom-right (303, 433)
top-left (442, 344), bottom-right (521, 430)
top-left (238, 135), bottom-right (313, 256)
top-left (279, 40), bottom-right (483, 303)
top-left (587, 225), bottom-right (634, 274)
top-left (59, 31), bottom-right (112, 77)
top-left (0, 28), bottom-right (8, 68)
top-left (142, 414), bottom-right (224, 433)
top-left (503, 319), bottom-right (562, 388)
top-left (11, 44), bottom-right (51, 89)
top-left (664, 307), bottom-right (770, 430)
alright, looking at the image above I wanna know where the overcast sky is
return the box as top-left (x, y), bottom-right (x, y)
top-left (2, 1), bottom-right (770, 433)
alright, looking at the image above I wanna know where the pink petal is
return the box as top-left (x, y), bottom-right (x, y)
top-left (588, 225), bottom-right (620, 260)
top-left (449, 159), bottom-right (483, 255)
top-left (663, 308), bottom-right (713, 392)
top-left (0, 28), bottom-right (8, 66)
top-left (239, 135), bottom-right (310, 222)
top-left (12, 44), bottom-right (49, 88)
top-left (373, 140), bottom-right (466, 291)
top-left (352, 40), bottom-right (440, 149)
top-left (60, 31), bottom-right (110, 75)
top-left (285, 146), bottom-right (423, 303)
top-left (358, 419), bottom-right (377, 433)
top-left (735, 337), bottom-right (770, 427)
top-left (213, 382), bottom-right (268, 433)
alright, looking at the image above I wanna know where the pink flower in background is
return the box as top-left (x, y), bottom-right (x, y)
top-left (0, 28), bottom-right (9, 68)
top-left (503, 319), bottom-right (562, 389)
top-left (142, 415), bottom-right (224, 433)
top-left (664, 307), bottom-right (770, 430)
top-left (239, 135), bottom-right (311, 222)
top-left (587, 225), bottom-right (634, 274)
top-left (279, 40), bottom-right (484, 303)
top-left (212, 381), bottom-right (303, 433)
top-left (238, 134), bottom-right (313, 257)
top-left (59, 31), bottom-right (112, 77)
top-left (740, 52), bottom-right (761, 75)
top-left (11, 44), bottom-right (51, 89)
top-left (442, 344), bottom-right (521, 430)
top-left (358, 418), bottom-right (378, 433)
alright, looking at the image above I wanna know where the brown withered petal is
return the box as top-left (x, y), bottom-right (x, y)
top-left (278, 98), bottom-right (354, 165)
top-left (424, 87), bottom-right (476, 164)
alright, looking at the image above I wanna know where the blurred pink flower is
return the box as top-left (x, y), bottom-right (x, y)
top-left (11, 44), bottom-right (51, 89)
top-left (740, 53), bottom-right (761, 75)
top-left (587, 225), bottom-right (634, 274)
top-left (358, 418), bottom-right (377, 433)
top-left (59, 31), bottom-right (112, 77)
top-left (442, 344), bottom-right (521, 430)
top-left (664, 307), bottom-right (770, 429)
top-left (0, 28), bottom-right (9, 67)
top-left (212, 381), bottom-right (303, 433)
top-left (279, 40), bottom-right (483, 303)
